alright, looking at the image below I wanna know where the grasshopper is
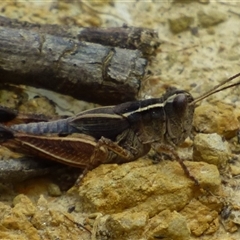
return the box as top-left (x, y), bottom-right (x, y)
top-left (0, 72), bottom-right (240, 184)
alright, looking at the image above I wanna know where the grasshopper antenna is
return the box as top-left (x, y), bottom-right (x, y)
top-left (190, 72), bottom-right (240, 105)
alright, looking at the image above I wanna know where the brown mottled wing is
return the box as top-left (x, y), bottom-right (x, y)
top-left (2, 133), bottom-right (106, 168)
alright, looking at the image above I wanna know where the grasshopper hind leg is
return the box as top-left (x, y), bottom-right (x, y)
top-left (152, 143), bottom-right (199, 186)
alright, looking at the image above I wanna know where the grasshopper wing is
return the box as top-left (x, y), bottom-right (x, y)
top-left (69, 106), bottom-right (130, 140)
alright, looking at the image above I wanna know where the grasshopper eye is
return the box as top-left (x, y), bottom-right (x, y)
top-left (173, 94), bottom-right (188, 115)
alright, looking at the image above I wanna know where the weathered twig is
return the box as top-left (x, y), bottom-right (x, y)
top-left (0, 24), bottom-right (147, 104)
top-left (0, 157), bottom-right (60, 182)
top-left (0, 16), bottom-right (160, 57)
top-left (77, 26), bottom-right (160, 57)
top-left (0, 16), bottom-right (162, 104)
top-left (0, 157), bottom-right (82, 186)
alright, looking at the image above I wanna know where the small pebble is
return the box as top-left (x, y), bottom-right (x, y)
top-left (47, 183), bottom-right (62, 197)
top-left (193, 133), bottom-right (230, 168)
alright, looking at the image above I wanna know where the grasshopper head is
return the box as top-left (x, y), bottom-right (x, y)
top-left (163, 89), bottom-right (195, 146)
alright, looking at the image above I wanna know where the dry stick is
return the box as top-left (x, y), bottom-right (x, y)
top-left (0, 25), bottom-right (146, 104)
top-left (77, 26), bottom-right (160, 57)
top-left (0, 157), bottom-right (62, 182)
top-left (0, 16), bottom-right (160, 57)
top-left (0, 16), bottom-right (161, 104)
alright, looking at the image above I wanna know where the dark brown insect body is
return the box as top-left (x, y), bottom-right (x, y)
top-left (0, 89), bottom-right (193, 168)
top-left (0, 73), bottom-right (240, 182)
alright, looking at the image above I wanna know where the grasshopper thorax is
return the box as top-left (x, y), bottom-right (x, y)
top-left (123, 88), bottom-right (195, 147)
top-left (162, 88), bottom-right (195, 145)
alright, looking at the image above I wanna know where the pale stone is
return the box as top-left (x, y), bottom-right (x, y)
top-left (105, 211), bottom-right (148, 239)
top-left (47, 183), bottom-right (62, 197)
top-left (78, 159), bottom-right (221, 215)
top-left (193, 133), bottom-right (230, 168)
top-left (193, 102), bottom-right (239, 139)
top-left (12, 194), bottom-right (36, 216)
top-left (0, 196), bottom-right (40, 240)
top-left (197, 9), bottom-right (227, 27)
top-left (180, 198), bottom-right (219, 236)
top-left (221, 207), bottom-right (239, 233)
top-left (168, 15), bottom-right (194, 34)
top-left (144, 210), bottom-right (190, 240)
top-left (0, 195), bottom-right (90, 240)
top-left (186, 161), bottom-right (221, 191)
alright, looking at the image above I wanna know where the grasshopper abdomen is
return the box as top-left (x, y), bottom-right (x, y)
top-left (10, 119), bottom-right (69, 135)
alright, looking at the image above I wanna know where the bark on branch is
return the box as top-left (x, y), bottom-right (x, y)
top-left (0, 16), bottom-right (160, 104)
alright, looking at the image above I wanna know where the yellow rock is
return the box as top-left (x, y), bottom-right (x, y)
top-left (193, 102), bottom-right (239, 139)
top-left (193, 133), bottom-right (230, 168)
top-left (144, 209), bottom-right (190, 240)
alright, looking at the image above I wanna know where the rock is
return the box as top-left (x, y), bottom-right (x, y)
top-left (78, 159), bottom-right (221, 215)
top-left (0, 194), bottom-right (90, 240)
top-left (47, 183), bottom-right (62, 197)
top-left (193, 133), bottom-right (230, 168)
top-left (168, 15), bottom-right (194, 33)
top-left (144, 209), bottom-right (190, 240)
top-left (78, 160), bottom-right (221, 239)
top-left (193, 102), bottom-right (239, 139)
top-left (197, 9), bottom-right (227, 27)
top-left (18, 96), bottom-right (56, 116)
top-left (105, 211), bottom-right (148, 239)
top-left (187, 161), bottom-right (221, 191)
top-left (13, 194), bottom-right (37, 216)
top-left (31, 195), bottom-right (52, 230)
top-left (180, 198), bottom-right (219, 236)
top-left (229, 160), bottom-right (240, 176)
top-left (0, 195), bottom-right (40, 240)
top-left (221, 206), bottom-right (239, 233)
top-left (78, 159), bottom-right (221, 240)
top-left (78, 159), bottom-right (190, 215)
top-left (90, 194), bottom-right (222, 239)
top-left (0, 88), bottom-right (26, 109)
